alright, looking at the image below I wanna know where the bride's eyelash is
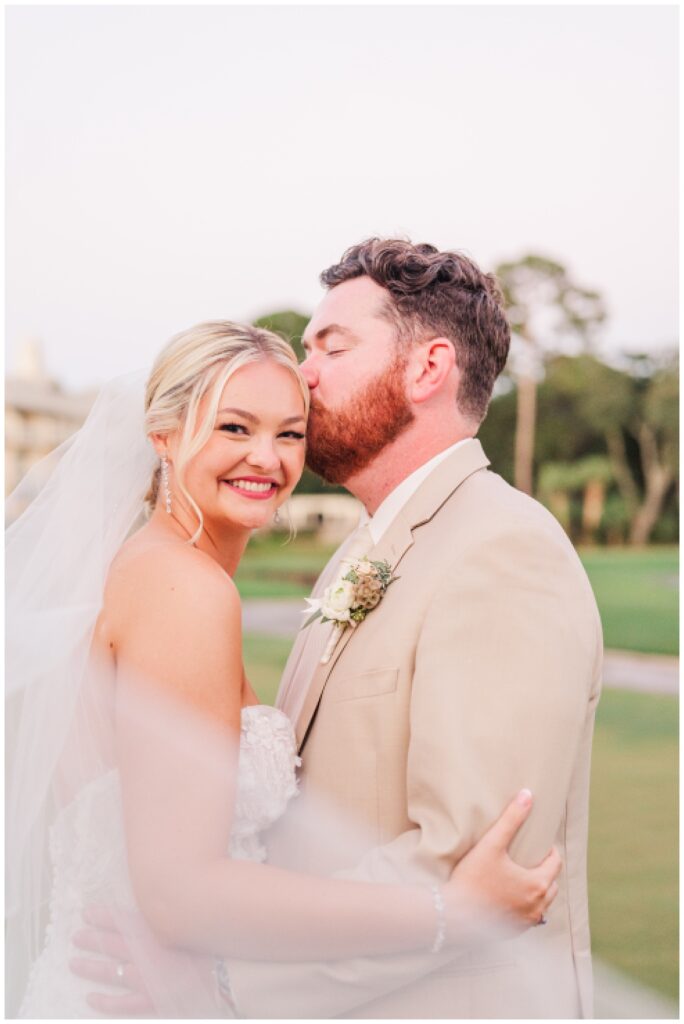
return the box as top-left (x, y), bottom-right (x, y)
top-left (219, 424), bottom-right (304, 441)
top-left (219, 423), bottom-right (248, 434)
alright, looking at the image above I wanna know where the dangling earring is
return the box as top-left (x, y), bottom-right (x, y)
top-left (285, 501), bottom-right (296, 542)
top-left (273, 506), bottom-right (282, 525)
top-left (160, 456), bottom-right (172, 514)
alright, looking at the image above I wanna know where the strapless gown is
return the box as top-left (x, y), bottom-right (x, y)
top-left (18, 705), bottom-right (299, 1018)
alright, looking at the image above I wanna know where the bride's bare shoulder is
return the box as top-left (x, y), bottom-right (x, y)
top-left (101, 528), bottom-right (244, 726)
top-left (104, 526), bottom-right (240, 638)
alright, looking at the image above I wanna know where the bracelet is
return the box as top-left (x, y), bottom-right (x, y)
top-left (214, 959), bottom-right (240, 1016)
top-left (430, 883), bottom-right (447, 954)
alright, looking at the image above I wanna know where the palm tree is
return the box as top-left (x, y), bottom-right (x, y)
top-left (495, 255), bottom-right (606, 496)
top-left (538, 456), bottom-right (614, 543)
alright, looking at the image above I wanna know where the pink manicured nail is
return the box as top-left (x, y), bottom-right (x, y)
top-left (517, 788), bottom-right (533, 806)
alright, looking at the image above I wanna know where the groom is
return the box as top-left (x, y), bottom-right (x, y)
top-left (77, 239), bottom-right (602, 1017)
top-left (228, 240), bottom-right (602, 1018)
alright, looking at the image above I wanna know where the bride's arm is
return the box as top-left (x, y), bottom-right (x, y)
top-left (112, 546), bottom-right (556, 963)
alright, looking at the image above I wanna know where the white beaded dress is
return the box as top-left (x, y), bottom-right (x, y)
top-left (18, 705), bottom-right (300, 1018)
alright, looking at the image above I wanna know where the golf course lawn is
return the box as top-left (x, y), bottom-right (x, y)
top-left (234, 534), bottom-right (336, 600)
top-left (579, 546), bottom-right (678, 655)
top-left (588, 688), bottom-right (678, 1000)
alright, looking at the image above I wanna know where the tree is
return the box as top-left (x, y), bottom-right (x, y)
top-left (476, 383), bottom-right (517, 483)
top-left (537, 455), bottom-right (614, 544)
top-left (253, 310), bottom-right (309, 362)
top-left (536, 353), bottom-right (678, 546)
top-left (494, 255), bottom-right (607, 496)
top-left (621, 355), bottom-right (678, 545)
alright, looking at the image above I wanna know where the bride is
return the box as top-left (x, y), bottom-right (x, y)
top-left (6, 321), bottom-right (561, 1018)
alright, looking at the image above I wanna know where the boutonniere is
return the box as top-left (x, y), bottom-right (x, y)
top-left (302, 557), bottom-right (398, 665)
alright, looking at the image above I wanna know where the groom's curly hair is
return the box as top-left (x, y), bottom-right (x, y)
top-left (320, 238), bottom-right (511, 424)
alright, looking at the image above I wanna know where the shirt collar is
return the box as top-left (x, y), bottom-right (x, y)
top-left (362, 438), bottom-right (475, 545)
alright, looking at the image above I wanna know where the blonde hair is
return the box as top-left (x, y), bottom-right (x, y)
top-left (144, 320), bottom-right (309, 542)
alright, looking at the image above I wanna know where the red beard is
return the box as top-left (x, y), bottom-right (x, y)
top-left (305, 351), bottom-right (415, 485)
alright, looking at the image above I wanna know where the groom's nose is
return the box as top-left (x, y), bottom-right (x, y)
top-left (299, 356), bottom-right (319, 390)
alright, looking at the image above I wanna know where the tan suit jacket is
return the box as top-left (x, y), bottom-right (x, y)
top-left (229, 441), bottom-right (603, 1018)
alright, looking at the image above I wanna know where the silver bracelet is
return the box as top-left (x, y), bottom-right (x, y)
top-left (214, 959), bottom-right (239, 1016)
top-left (430, 883), bottom-right (447, 954)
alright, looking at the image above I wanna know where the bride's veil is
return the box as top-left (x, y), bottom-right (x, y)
top-left (5, 371), bottom-right (156, 1015)
top-left (5, 364), bottom-right (556, 1019)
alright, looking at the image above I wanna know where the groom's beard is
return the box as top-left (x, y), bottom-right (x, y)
top-left (305, 351), bottom-right (415, 485)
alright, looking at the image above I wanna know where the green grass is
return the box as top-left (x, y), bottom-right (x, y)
top-left (579, 547), bottom-right (679, 655)
top-left (243, 632), bottom-right (293, 706)
top-left (235, 533), bottom-right (336, 599)
top-left (588, 688), bottom-right (678, 1000)
top-left (244, 634), bottom-right (679, 1002)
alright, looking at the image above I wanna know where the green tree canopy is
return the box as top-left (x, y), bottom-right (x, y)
top-left (494, 254), bottom-right (608, 496)
top-left (480, 350), bottom-right (678, 544)
top-left (253, 310), bottom-right (309, 362)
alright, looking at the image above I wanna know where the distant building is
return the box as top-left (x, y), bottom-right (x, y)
top-left (283, 493), bottom-right (361, 543)
top-left (5, 339), bottom-right (95, 511)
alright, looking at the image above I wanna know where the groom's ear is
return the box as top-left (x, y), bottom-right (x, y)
top-left (407, 337), bottom-right (458, 405)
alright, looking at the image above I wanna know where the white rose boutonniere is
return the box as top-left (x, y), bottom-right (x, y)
top-left (302, 556), bottom-right (398, 664)
top-left (320, 579), bottom-right (356, 623)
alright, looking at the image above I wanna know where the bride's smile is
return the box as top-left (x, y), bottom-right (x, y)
top-left (153, 359), bottom-right (307, 558)
top-left (221, 476), bottom-right (280, 499)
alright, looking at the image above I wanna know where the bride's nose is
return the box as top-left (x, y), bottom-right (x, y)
top-left (245, 434), bottom-right (281, 473)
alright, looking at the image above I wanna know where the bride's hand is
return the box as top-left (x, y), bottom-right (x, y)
top-left (71, 905), bottom-right (220, 1018)
top-left (445, 789), bottom-right (562, 932)
top-left (70, 906), bottom-right (153, 1017)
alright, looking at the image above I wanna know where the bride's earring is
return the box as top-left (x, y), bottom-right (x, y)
top-left (275, 502), bottom-right (296, 541)
top-left (160, 456), bottom-right (172, 515)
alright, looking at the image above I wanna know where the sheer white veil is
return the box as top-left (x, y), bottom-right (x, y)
top-left (5, 371), bottom-right (157, 1015)
top-left (5, 366), bottom-right (562, 1020)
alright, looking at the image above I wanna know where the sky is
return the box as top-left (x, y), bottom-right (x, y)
top-left (6, 4), bottom-right (679, 390)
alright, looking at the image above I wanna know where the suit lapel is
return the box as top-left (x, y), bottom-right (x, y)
top-left (294, 518), bottom-right (414, 749)
top-left (276, 527), bottom-right (361, 720)
top-left (294, 440), bottom-right (491, 751)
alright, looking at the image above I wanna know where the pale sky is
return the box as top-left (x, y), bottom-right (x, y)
top-left (6, 4), bottom-right (679, 390)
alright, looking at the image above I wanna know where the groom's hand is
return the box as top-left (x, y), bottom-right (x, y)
top-left (70, 905), bottom-right (154, 1017)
